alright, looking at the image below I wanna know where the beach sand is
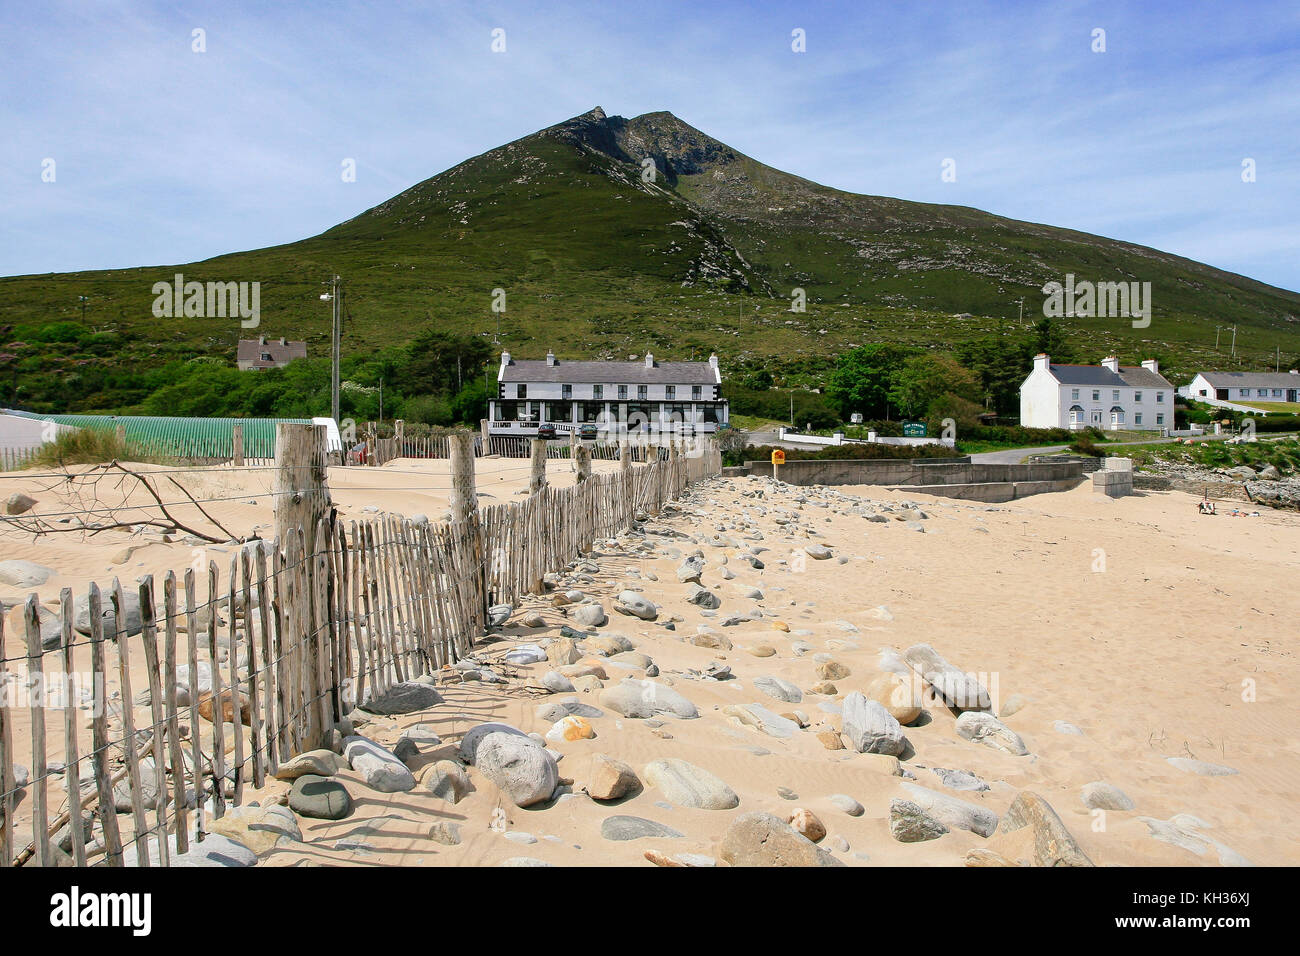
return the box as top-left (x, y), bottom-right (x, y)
top-left (1, 460), bottom-right (1296, 867)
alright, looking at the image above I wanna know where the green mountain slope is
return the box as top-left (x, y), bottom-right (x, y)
top-left (3, 106), bottom-right (1298, 414)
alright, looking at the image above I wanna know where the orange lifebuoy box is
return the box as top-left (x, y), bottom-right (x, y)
top-left (771, 449), bottom-right (786, 466)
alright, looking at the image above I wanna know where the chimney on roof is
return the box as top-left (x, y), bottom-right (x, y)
top-left (709, 352), bottom-right (719, 369)
top-left (546, 350), bottom-right (556, 367)
top-left (500, 350), bottom-right (512, 366)
top-left (279, 337), bottom-right (286, 346)
top-left (259, 335), bottom-right (266, 346)
top-left (645, 352), bottom-right (654, 369)
top-left (1142, 359), bottom-right (1160, 374)
top-left (1033, 353), bottom-right (1050, 372)
top-left (1101, 356), bottom-right (1120, 373)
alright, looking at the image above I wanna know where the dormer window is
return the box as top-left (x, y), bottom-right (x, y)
top-left (637, 385), bottom-right (648, 400)
top-left (516, 384), bottom-right (526, 399)
top-left (562, 384), bottom-right (572, 399)
top-left (618, 385), bottom-right (627, 400)
top-left (666, 386), bottom-right (676, 399)
top-left (593, 385), bottom-right (602, 400)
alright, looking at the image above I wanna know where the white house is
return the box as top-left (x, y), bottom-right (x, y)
top-left (1182, 370), bottom-right (1300, 408)
top-left (1020, 354), bottom-right (1174, 431)
top-left (487, 351), bottom-right (728, 437)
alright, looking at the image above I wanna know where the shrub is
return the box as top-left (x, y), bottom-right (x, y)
top-left (25, 427), bottom-right (161, 468)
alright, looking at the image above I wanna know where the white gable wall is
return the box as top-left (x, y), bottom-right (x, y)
top-left (1019, 365), bottom-right (1063, 428)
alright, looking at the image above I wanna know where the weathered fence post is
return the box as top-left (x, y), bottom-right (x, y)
top-left (232, 423), bottom-right (244, 466)
top-left (529, 438), bottom-right (548, 494)
top-left (274, 423), bottom-right (331, 546)
top-left (574, 442), bottom-right (592, 483)
top-left (0, 610), bottom-right (12, 868)
top-left (448, 430), bottom-right (487, 638)
top-left (450, 432), bottom-right (477, 522)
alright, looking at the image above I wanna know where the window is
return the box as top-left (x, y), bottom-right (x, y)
top-left (618, 385), bottom-right (627, 400)
top-left (1071, 389), bottom-right (1079, 400)
top-left (1134, 391), bottom-right (1143, 402)
top-left (562, 384), bottom-right (572, 400)
top-left (637, 385), bottom-right (648, 400)
top-left (692, 385), bottom-right (702, 400)
top-left (1110, 406), bottom-right (1125, 426)
top-left (593, 385), bottom-right (603, 400)
top-left (1135, 413), bottom-right (1143, 425)
top-left (1156, 413), bottom-right (1165, 425)
top-left (1274, 389), bottom-right (1284, 397)
top-left (1068, 405), bottom-right (1084, 425)
top-left (1113, 390), bottom-right (1120, 402)
top-left (666, 386), bottom-right (676, 400)
top-left (261, 352), bottom-right (272, 362)
top-left (1092, 390), bottom-right (1100, 401)
top-left (1156, 392), bottom-right (1164, 403)
top-left (516, 384), bottom-right (526, 399)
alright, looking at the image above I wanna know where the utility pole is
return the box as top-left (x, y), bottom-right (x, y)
top-left (1215, 326), bottom-right (1222, 350)
top-left (1231, 325), bottom-right (1237, 360)
top-left (79, 295), bottom-right (88, 323)
top-left (332, 276), bottom-right (342, 425)
top-left (321, 276), bottom-right (342, 424)
top-left (379, 377), bottom-right (384, 423)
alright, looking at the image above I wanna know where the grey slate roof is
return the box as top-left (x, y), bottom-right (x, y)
top-left (500, 359), bottom-right (717, 385)
top-left (237, 338), bottom-right (307, 368)
top-left (1194, 371), bottom-right (1300, 389)
top-left (1050, 364), bottom-right (1172, 389)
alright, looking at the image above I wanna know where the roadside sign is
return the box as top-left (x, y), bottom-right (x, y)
top-left (771, 449), bottom-right (786, 465)
top-left (902, 421), bottom-right (927, 438)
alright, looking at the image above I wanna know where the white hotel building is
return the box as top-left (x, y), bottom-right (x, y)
top-left (1020, 354), bottom-right (1175, 431)
top-left (487, 351), bottom-right (729, 436)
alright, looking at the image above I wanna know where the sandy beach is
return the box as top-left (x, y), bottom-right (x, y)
top-left (2, 460), bottom-right (1297, 867)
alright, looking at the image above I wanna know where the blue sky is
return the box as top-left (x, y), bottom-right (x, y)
top-left (2, 0), bottom-right (1297, 291)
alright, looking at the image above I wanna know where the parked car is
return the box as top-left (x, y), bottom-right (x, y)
top-left (578, 423), bottom-right (598, 440)
top-left (536, 423), bottom-right (557, 439)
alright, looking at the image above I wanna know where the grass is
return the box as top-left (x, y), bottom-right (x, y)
top-left (729, 414), bottom-right (789, 431)
top-left (1123, 436), bottom-right (1300, 475)
top-left (24, 427), bottom-right (164, 468)
top-left (2, 108), bottom-right (1299, 416)
top-left (1240, 401), bottom-right (1300, 414)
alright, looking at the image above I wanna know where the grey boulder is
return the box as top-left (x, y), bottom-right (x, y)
top-left (344, 736), bottom-right (417, 793)
top-left (841, 692), bottom-right (905, 756)
top-left (475, 732), bottom-right (559, 808)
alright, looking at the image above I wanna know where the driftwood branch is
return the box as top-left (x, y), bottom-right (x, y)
top-left (0, 460), bottom-right (238, 544)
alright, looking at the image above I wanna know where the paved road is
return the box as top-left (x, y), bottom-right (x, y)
top-left (967, 432), bottom-right (1255, 464)
top-left (969, 444), bottom-right (1070, 464)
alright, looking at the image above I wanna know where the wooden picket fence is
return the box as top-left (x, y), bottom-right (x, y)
top-left (363, 433), bottom-right (665, 466)
top-left (0, 440), bottom-right (720, 867)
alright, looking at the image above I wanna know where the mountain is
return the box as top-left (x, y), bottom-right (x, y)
top-left (4, 106), bottom-right (1300, 413)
